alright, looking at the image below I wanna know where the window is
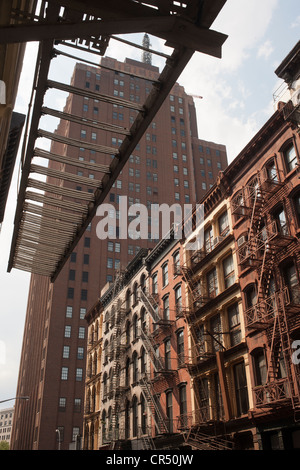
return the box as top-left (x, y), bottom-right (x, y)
top-left (152, 273), bottom-right (158, 294)
top-left (141, 395), bottom-right (147, 434)
top-left (78, 327), bottom-right (85, 339)
top-left (283, 143), bottom-right (298, 173)
top-left (133, 314), bottom-right (138, 340)
top-left (162, 263), bottom-right (168, 287)
top-left (81, 289), bottom-right (87, 301)
top-left (76, 368), bottom-right (83, 381)
top-left (66, 306), bottom-right (73, 318)
top-left (282, 261), bottom-right (300, 303)
top-left (61, 367), bottom-right (68, 380)
top-left (177, 330), bottom-right (184, 366)
top-left (163, 296), bottom-right (170, 320)
top-left (218, 211), bottom-right (229, 236)
top-left (132, 352), bottom-right (138, 383)
top-left (179, 385), bottom-right (187, 426)
top-left (64, 326), bottom-right (71, 338)
top-left (223, 254), bottom-right (235, 289)
top-left (228, 303), bottom-right (241, 346)
top-left (293, 190), bottom-right (300, 226)
top-left (265, 159), bottom-right (278, 182)
top-left (72, 427), bottom-right (80, 443)
top-left (83, 254), bottom-right (89, 265)
top-left (175, 284), bottom-right (182, 313)
top-left (67, 287), bottom-right (74, 299)
top-left (165, 339), bottom-right (171, 369)
top-left (82, 271), bottom-right (89, 283)
top-left (273, 205), bottom-right (288, 236)
top-left (210, 313), bottom-right (222, 352)
top-left (70, 252), bottom-right (77, 262)
top-left (77, 347), bottom-right (84, 359)
top-left (204, 226), bottom-right (213, 253)
top-left (166, 391), bottom-right (173, 433)
top-left (58, 397), bottom-right (66, 411)
top-left (234, 362), bottom-right (249, 416)
top-left (207, 267), bottom-right (218, 297)
top-left (63, 346), bottom-right (70, 359)
top-left (253, 349), bottom-right (267, 386)
top-left (173, 250), bottom-right (180, 275)
top-left (141, 347), bottom-right (147, 374)
top-left (84, 237), bottom-right (90, 248)
top-left (132, 396), bottom-right (138, 437)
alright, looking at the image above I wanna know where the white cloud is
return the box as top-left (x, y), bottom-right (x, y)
top-left (212, 0), bottom-right (279, 71)
top-left (291, 15), bottom-right (300, 28)
top-left (257, 40), bottom-right (274, 59)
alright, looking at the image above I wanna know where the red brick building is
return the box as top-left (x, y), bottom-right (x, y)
top-left (11, 54), bottom-right (227, 450)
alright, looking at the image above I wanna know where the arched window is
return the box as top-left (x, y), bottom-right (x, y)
top-left (251, 348), bottom-right (267, 386)
top-left (141, 394), bottom-right (147, 434)
top-left (177, 329), bottom-right (184, 367)
top-left (272, 204), bottom-right (288, 236)
top-left (132, 396), bottom-right (138, 437)
top-left (104, 312), bottom-right (109, 333)
top-left (291, 187), bottom-right (300, 227)
top-left (141, 347), bottom-right (147, 374)
top-left (140, 273), bottom-right (146, 292)
top-left (162, 262), bottom-right (169, 287)
top-left (175, 283), bottom-right (182, 313)
top-left (126, 321), bottom-right (131, 346)
top-left (125, 400), bottom-right (130, 439)
top-left (102, 372), bottom-right (108, 398)
top-left (173, 249), bottom-right (180, 275)
top-left (244, 284), bottom-right (257, 310)
top-left (102, 410), bottom-right (107, 443)
top-left (133, 282), bottom-right (138, 304)
top-left (282, 141), bottom-right (298, 173)
top-left (132, 351), bottom-right (139, 383)
top-left (125, 289), bottom-right (131, 311)
top-left (133, 314), bottom-right (138, 340)
top-left (104, 340), bottom-right (108, 364)
top-left (125, 357), bottom-right (130, 387)
top-left (107, 407), bottom-right (112, 441)
top-left (140, 307), bottom-right (146, 332)
top-left (163, 295), bottom-right (170, 320)
top-left (265, 157), bottom-right (278, 182)
top-left (152, 272), bottom-right (158, 294)
top-left (281, 259), bottom-right (300, 304)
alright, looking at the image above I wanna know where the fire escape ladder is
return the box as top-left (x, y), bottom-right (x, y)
top-left (183, 428), bottom-right (232, 451)
top-left (140, 328), bottom-right (165, 372)
top-left (110, 270), bottom-right (127, 442)
top-left (139, 374), bottom-right (169, 434)
top-left (141, 434), bottom-right (156, 450)
top-left (139, 288), bottom-right (161, 324)
top-left (277, 299), bottom-right (300, 409)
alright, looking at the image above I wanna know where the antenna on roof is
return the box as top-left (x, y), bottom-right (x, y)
top-left (142, 33), bottom-right (152, 65)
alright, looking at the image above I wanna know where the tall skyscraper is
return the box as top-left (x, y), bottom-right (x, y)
top-left (11, 53), bottom-right (227, 450)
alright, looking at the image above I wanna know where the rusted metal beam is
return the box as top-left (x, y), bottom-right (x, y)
top-left (0, 16), bottom-right (227, 57)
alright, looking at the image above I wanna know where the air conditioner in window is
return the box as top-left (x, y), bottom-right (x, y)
top-left (213, 236), bottom-right (225, 247)
top-left (237, 236), bottom-right (247, 247)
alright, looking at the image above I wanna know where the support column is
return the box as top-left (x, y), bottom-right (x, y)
top-left (216, 351), bottom-right (232, 420)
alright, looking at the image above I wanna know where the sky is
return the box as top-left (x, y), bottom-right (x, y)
top-left (0, 0), bottom-right (299, 405)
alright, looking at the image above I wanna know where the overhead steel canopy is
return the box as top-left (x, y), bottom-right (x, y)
top-left (5, 0), bottom-right (228, 281)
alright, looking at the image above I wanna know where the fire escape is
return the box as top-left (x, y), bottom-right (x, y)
top-left (232, 165), bottom-right (300, 413)
top-left (178, 239), bottom-right (234, 450)
top-left (138, 287), bottom-right (177, 439)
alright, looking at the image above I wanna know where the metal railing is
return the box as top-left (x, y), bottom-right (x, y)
top-left (253, 378), bottom-right (291, 407)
